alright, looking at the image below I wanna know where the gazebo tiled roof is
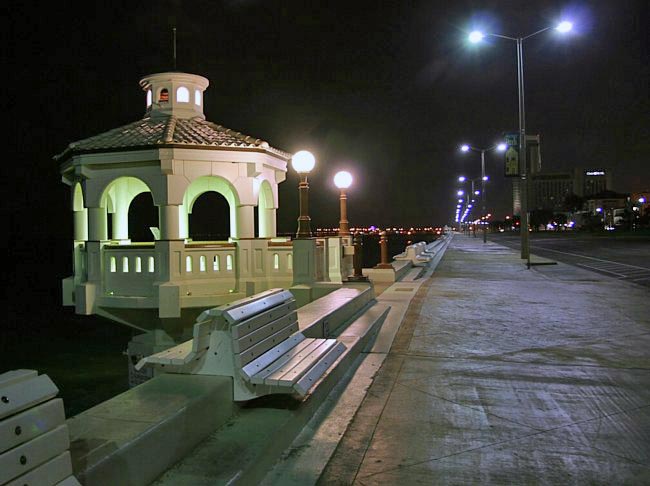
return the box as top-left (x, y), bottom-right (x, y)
top-left (55, 116), bottom-right (291, 162)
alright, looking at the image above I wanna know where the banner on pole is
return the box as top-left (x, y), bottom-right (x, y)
top-left (504, 132), bottom-right (520, 177)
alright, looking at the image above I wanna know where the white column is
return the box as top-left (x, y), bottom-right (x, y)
top-left (159, 204), bottom-right (182, 240)
top-left (178, 204), bottom-right (189, 240)
top-left (87, 207), bottom-right (108, 241)
top-left (236, 205), bottom-right (255, 239)
top-left (260, 207), bottom-right (277, 238)
top-left (112, 198), bottom-right (129, 240)
top-left (73, 208), bottom-right (88, 241)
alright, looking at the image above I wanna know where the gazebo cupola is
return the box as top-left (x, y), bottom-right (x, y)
top-left (140, 72), bottom-right (209, 120)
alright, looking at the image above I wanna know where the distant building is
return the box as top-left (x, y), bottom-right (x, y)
top-left (514, 163), bottom-right (614, 215)
top-left (574, 169), bottom-right (613, 197)
top-left (530, 171), bottom-right (573, 211)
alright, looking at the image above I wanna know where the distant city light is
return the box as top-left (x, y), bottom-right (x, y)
top-left (639, 197), bottom-right (646, 203)
top-left (596, 207), bottom-right (602, 213)
top-left (482, 176), bottom-right (489, 181)
top-left (468, 31), bottom-right (484, 43)
top-left (458, 176), bottom-right (466, 182)
top-left (556, 21), bottom-right (573, 33)
top-left (497, 143), bottom-right (507, 151)
top-left (457, 190), bottom-right (464, 196)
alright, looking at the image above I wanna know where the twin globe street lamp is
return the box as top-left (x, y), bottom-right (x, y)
top-left (468, 20), bottom-right (573, 265)
top-left (459, 143), bottom-right (507, 243)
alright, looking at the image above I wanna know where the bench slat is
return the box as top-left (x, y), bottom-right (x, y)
top-left (4, 451), bottom-right (72, 486)
top-left (240, 333), bottom-right (306, 380)
top-left (232, 311), bottom-right (298, 353)
top-left (264, 339), bottom-right (337, 387)
top-left (0, 398), bottom-right (65, 455)
top-left (192, 321), bottom-right (212, 353)
top-left (0, 370), bottom-right (37, 389)
top-left (234, 323), bottom-right (300, 368)
top-left (0, 424), bottom-right (69, 484)
top-left (216, 289), bottom-right (294, 325)
top-left (293, 341), bottom-right (347, 396)
top-left (231, 301), bottom-right (297, 339)
top-left (249, 338), bottom-right (323, 385)
top-left (0, 374), bottom-right (58, 420)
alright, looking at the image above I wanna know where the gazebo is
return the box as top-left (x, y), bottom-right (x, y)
top-left (57, 72), bottom-right (295, 332)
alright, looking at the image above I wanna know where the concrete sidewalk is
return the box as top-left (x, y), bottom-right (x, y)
top-left (319, 235), bottom-right (650, 484)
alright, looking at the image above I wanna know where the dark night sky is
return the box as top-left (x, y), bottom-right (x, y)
top-left (3, 0), bottom-right (649, 241)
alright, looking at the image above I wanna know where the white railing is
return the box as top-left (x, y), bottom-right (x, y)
top-left (267, 243), bottom-right (293, 276)
top-left (181, 244), bottom-right (237, 283)
top-left (103, 245), bottom-right (157, 297)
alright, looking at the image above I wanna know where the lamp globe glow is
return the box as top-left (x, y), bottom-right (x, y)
top-left (291, 150), bottom-right (316, 173)
top-left (556, 21), bottom-right (573, 33)
top-left (458, 176), bottom-right (466, 182)
top-left (468, 31), bottom-right (484, 43)
top-left (460, 144), bottom-right (471, 152)
top-left (639, 197), bottom-right (646, 203)
top-left (334, 170), bottom-right (353, 189)
top-left (457, 190), bottom-right (464, 196)
top-left (497, 143), bottom-right (507, 151)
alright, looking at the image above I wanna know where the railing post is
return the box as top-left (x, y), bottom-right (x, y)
top-left (375, 231), bottom-right (393, 269)
top-left (348, 233), bottom-right (369, 281)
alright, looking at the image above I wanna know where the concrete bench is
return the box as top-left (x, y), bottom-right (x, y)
top-left (137, 289), bottom-right (347, 401)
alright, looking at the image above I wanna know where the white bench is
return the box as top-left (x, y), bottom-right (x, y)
top-left (394, 241), bottom-right (432, 266)
top-left (137, 289), bottom-right (348, 401)
top-left (0, 370), bottom-right (80, 486)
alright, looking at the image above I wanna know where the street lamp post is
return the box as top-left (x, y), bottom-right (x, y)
top-left (460, 143), bottom-right (506, 243)
top-left (469, 20), bottom-right (573, 266)
top-left (291, 150), bottom-right (316, 238)
top-left (333, 171), bottom-right (353, 239)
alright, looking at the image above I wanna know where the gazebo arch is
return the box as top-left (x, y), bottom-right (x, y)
top-left (183, 176), bottom-right (241, 240)
top-left (100, 176), bottom-right (152, 241)
top-left (258, 179), bottom-right (277, 238)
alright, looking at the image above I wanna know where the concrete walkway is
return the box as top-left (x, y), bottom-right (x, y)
top-left (319, 235), bottom-right (650, 484)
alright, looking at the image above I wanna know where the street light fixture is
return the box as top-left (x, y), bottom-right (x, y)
top-left (333, 170), bottom-right (353, 238)
top-left (459, 142), bottom-right (506, 243)
top-left (291, 150), bottom-right (316, 238)
top-left (467, 19), bottom-right (573, 265)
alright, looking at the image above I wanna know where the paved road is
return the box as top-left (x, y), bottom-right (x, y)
top-left (490, 232), bottom-right (650, 287)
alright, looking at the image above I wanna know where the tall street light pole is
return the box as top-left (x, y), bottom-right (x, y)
top-left (468, 20), bottom-right (573, 266)
top-left (460, 143), bottom-right (506, 243)
top-left (334, 171), bottom-right (353, 239)
top-left (291, 150), bottom-right (316, 238)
